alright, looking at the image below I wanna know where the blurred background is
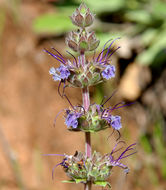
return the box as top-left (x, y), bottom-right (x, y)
top-left (0, 0), bottom-right (166, 190)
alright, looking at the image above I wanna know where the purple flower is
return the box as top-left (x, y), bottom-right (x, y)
top-left (65, 112), bottom-right (81, 128)
top-left (49, 65), bottom-right (70, 81)
top-left (49, 67), bottom-right (61, 81)
top-left (99, 91), bottom-right (134, 131)
top-left (110, 115), bottom-right (121, 130)
top-left (102, 65), bottom-right (115, 80)
top-left (45, 48), bottom-right (71, 80)
top-left (57, 64), bottom-right (70, 80)
top-left (100, 108), bottom-right (121, 130)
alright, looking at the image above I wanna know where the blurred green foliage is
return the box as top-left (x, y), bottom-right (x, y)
top-left (33, 7), bottom-right (75, 35)
top-left (140, 117), bottom-right (166, 181)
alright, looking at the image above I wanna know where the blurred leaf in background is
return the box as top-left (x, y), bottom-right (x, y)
top-left (33, 8), bottom-right (75, 35)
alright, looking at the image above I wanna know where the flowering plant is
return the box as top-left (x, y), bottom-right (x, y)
top-left (45, 3), bottom-right (136, 190)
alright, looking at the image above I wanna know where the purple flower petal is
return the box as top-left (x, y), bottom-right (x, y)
top-left (111, 115), bottom-right (122, 130)
top-left (65, 112), bottom-right (81, 128)
top-left (49, 67), bottom-right (56, 75)
top-left (49, 67), bottom-right (61, 81)
top-left (57, 64), bottom-right (70, 80)
top-left (102, 65), bottom-right (115, 80)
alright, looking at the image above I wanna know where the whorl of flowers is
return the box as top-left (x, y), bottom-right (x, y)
top-left (62, 93), bottom-right (129, 132)
top-left (45, 37), bottom-right (119, 90)
top-left (44, 142), bottom-right (136, 188)
top-left (53, 91), bottom-right (133, 134)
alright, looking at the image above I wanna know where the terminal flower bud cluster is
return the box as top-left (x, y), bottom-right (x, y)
top-left (70, 3), bottom-right (95, 28)
top-left (45, 3), bottom-right (119, 90)
top-left (66, 3), bottom-right (99, 54)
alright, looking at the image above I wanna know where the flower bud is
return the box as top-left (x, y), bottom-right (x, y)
top-left (70, 3), bottom-right (95, 28)
top-left (66, 30), bottom-right (99, 52)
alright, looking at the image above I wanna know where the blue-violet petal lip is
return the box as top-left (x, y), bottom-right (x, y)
top-left (111, 115), bottom-right (122, 130)
top-left (102, 65), bottom-right (115, 80)
top-left (52, 74), bottom-right (61, 81)
top-left (57, 64), bottom-right (70, 79)
top-left (49, 67), bottom-right (56, 75)
top-left (65, 112), bottom-right (81, 128)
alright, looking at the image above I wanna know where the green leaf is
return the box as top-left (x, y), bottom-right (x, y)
top-left (141, 29), bottom-right (157, 46)
top-left (140, 135), bottom-right (152, 154)
top-left (125, 10), bottom-right (152, 25)
top-left (75, 178), bottom-right (87, 183)
top-left (94, 181), bottom-right (111, 188)
top-left (33, 9), bottom-right (75, 35)
top-left (137, 29), bottom-right (166, 65)
top-left (62, 180), bottom-right (75, 183)
top-left (152, 1), bottom-right (166, 19)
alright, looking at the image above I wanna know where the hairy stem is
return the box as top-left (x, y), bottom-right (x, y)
top-left (82, 87), bottom-right (91, 158)
top-left (82, 87), bottom-right (92, 190)
top-left (81, 54), bottom-right (92, 190)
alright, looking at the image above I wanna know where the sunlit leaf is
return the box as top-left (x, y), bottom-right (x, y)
top-left (137, 29), bottom-right (166, 65)
top-left (33, 8), bottom-right (75, 35)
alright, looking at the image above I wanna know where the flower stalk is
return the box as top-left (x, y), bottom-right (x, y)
top-left (82, 85), bottom-right (91, 190)
top-left (45, 3), bottom-right (136, 190)
top-left (82, 86), bottom-right (91, 158)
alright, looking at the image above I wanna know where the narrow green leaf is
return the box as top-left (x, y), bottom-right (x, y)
top-left (75, 178), bottom-right (87, 183)
top-left (94, 181), bottom-right (111, 188)
top-left (62, 180), bottom-right (75, 183)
